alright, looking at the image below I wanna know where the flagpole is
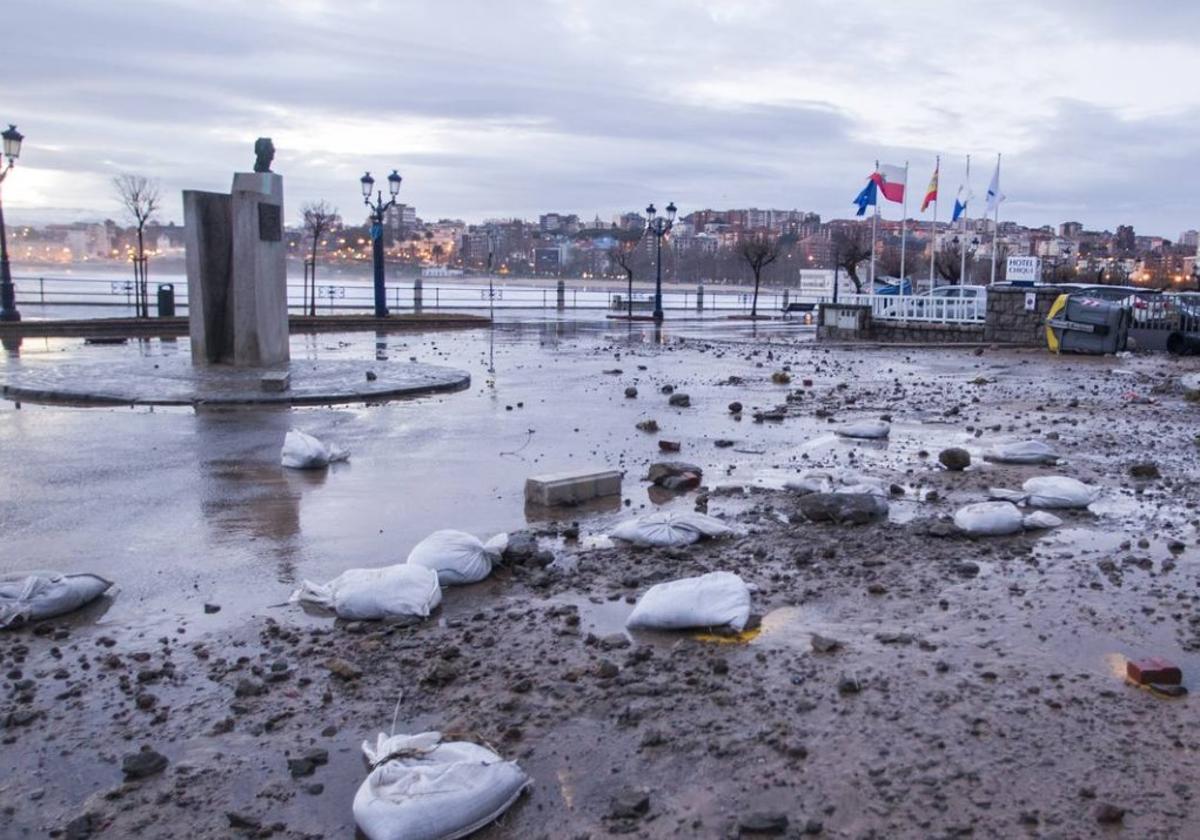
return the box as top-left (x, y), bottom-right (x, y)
top-left (899, 160), bottom-right (908, 290)
top-left (929, 155), bottom-right (939, 288)
top-left (870, 159), bottom-right (879, 295)
top-left (959, 154), bottom-right (970, 285)
top-left (990, 153), bottom-right (1001, 285)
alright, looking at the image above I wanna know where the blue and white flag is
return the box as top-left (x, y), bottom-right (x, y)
top-left (985, 158), bottom-right (1004, 215)
top-left (951, 185), bottom-right (972, 222)
top-left (852, 177), bottom-right (878, 217)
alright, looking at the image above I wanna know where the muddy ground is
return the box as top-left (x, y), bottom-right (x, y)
top-left (2, 321), bottom-right (1200, 839)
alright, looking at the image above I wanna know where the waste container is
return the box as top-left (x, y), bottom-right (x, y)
top-left (1046, 294), bottom-right (1129, 354)
top-left (156, 284), bottom-right (175, 318)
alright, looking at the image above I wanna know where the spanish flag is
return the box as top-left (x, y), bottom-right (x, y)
top-left (920, 163), bottom-right (939, 213)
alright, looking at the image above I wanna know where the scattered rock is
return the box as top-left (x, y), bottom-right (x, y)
top-left (203, 603), bottom-right (221, 614)
top-left (938, 448), bottom-right (971, 471)
top-left (1094, 803), bottom-right (1126, 824)
top-left (636, 419), bottom-right (659, 433)
top-left (811, 634), bottom-right (842, 654)
top-left (624, 386), bottom-right (638, 398)
top-left (64, 813), bottom-right (97, 840)
top-left (668, 393), bottom-right (691, 407)
top-left (647, 461), bottom-right (703, 486)
top-left (609, 788), bottom-right (651, 820)
top-left (122, 748), bottom-right (168, 780)
top-left (1129, 462), bottom-right (1160, 479)
top-left (729, 401), bottom-right (743, 414)
top-left (658, 440), bottom-right (681, 453)
top-left (365, 370), bottom-right (377, 382)
top-left (770, 371), bottom-right (792, 385)
top-left (323, 658), bottom-right (362, 681)
top-left (227, 811), bottom-right (262, 831)
top-left (739, 811), bottom-right (789, 834)
top-left (287, 748), bottom-right (329, 778)
top-left (234, 678), bottom-right (266, 698)
top-left (798, 493), bottom-right (888, 525)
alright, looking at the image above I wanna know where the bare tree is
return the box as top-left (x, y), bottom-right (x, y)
top-left (114, 174), bottom-right (160, 318)
top-left (934, 240), bottom-right (977, 284)
top-left (607, 227), bottom-right (644, 317)
top-left (831, 226), bottom-right (872, 292)
top-left (738, 234), bottom-right (781, 318)
top-left (876, 244), bottom-right (903, 282)
top-left (302, 200), bottom-right (337, 317)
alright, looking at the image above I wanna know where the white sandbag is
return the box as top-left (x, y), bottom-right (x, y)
top-left (953, 501), bottom-right (1025, 536)
top-left (291, 564), bottom-right (441, 621)
top-left (626, 571), bottom-right (751, 631)
top-left (610, 511), bottom-right (733, 547)
top-left (987, 487), bottom-right (1027, 502)
top-left (0, 571), bottom-right (113, 628)
top-left (354, 731), bottom-right (530, 840)
top-left (406, 530), bottom-right (507, 586)
top-left (837, 482), bottom-right (888, 497)
top-left (1023, 511), bottom-right (1063, 530)
top-left (281, 429), bottom-right (350, 470)
top-left (784, 471), bottom-right (833, 495)
top-left (835, 420), bottom-right (891, 440)
top-left (1022, 476), bottom-right (1098, 509)
top-left (983, 440), bottom-right (1061, 465)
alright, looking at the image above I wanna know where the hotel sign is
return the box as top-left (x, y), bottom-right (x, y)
top-left (1006, 256), bottom-right (1041, 284)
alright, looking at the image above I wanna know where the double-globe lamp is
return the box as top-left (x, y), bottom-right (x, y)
top-left (0, 123), bottom-right (25, 322)
top-left (645, 201), bottom-right (676, 322)
top-left (361, 168), bottom-right (403, 317)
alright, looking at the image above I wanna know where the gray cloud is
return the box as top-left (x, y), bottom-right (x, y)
top-left (5, 0), bottom-right (1197, 236)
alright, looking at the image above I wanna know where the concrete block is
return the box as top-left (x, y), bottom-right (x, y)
top-left (525, 469), bottom-right (621, 506)
top-left (260, 371), bottom-right (291, 392)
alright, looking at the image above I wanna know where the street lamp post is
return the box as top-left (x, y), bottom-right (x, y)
top-left (0, 124), bottom-right (25, 322)
top-left (645, 201), bottom-right (676, 322)
top-left (362, 169), bottom-right (402, 318)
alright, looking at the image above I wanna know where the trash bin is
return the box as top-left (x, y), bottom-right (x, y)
top-left (1046, 294), bottom-right (1129, 354)
top-left (156, 283), bottom-right (175, 318)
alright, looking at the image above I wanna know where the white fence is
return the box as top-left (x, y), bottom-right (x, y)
top-left (841, 293), bottom-right (986, 324)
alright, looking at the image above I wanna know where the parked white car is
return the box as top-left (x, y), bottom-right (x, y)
top-left (880, 285), bottom-right (988, 321)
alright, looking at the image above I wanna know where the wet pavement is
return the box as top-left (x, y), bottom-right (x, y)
top-left (2, 316), bottom-right (1200, 838)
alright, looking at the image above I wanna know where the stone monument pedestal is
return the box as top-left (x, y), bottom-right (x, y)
top-left (184, 172), bottom-right (289, 367)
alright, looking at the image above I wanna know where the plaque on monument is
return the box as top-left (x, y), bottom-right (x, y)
top-left (258, 202), bottom-right (282, 242)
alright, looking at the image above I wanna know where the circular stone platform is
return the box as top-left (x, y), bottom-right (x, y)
top-left (0, 357), bottom-right (470, 406)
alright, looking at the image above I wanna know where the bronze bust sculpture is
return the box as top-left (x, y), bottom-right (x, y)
top-left (253, 138), bottom-right (275, 173)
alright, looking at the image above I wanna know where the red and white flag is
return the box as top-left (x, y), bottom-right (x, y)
top-left (871, 164), bottom-right (906, 204)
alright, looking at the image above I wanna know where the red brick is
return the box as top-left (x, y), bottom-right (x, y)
top-left (1126, 657), bottom-right (1182, 686)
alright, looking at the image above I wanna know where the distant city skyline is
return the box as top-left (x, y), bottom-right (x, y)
top-left (7, 0), bottom-right (1200, 238)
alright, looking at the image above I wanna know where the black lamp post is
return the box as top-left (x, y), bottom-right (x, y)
top-left (645, 201), bottom-right (676, 322)
top-left (362, 168), bottom-right (402, 317)
top-left (0, 124), bottom-right (24, 322)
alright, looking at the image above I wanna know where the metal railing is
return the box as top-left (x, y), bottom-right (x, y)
top-left (10, 273), bottom-right (824, 317)
top-left (842, 293), bottom-right (986, 324)
top-left (1119, 293), bottom-right (1200, 333)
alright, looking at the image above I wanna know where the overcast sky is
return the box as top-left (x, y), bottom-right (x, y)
top-left (6, 0), bottom-right (1199, 237)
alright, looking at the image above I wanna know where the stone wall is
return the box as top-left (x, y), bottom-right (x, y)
top-left (984, 285), bottom-right (1066, 346)
top-left (869, 321), bottom-right (985, 343)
